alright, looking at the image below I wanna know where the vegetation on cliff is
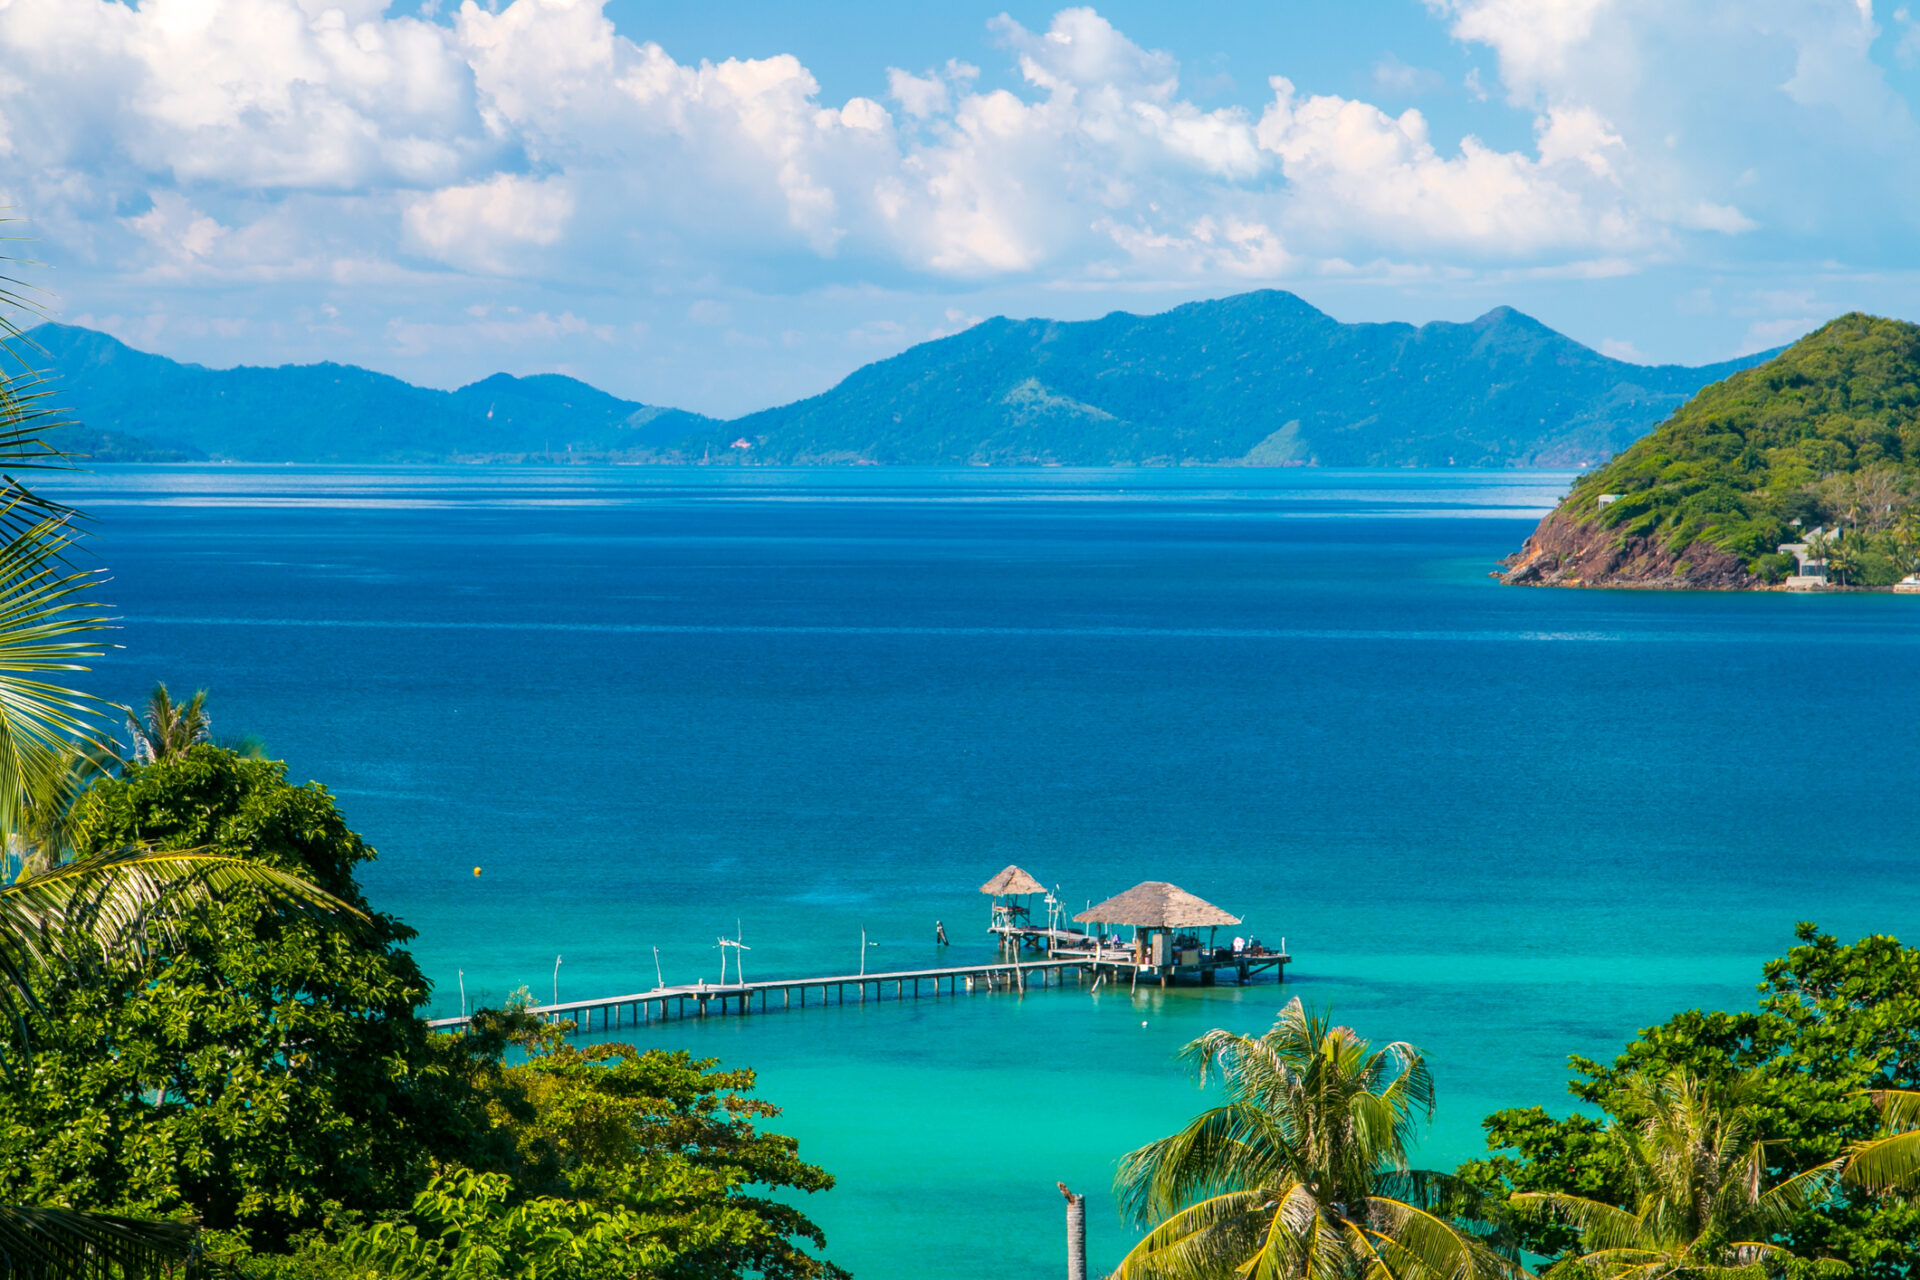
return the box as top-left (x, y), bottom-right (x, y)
top-left (1549, 313), bottom-right (1920, 585)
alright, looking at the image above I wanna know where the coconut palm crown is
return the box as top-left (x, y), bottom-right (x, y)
top-left (125, 683), bottom-right (210, 766)
top-left (1114, 997), bottom-right (1516, 1280)
top-left (1512, 1069), bottom-right (1844, 1280)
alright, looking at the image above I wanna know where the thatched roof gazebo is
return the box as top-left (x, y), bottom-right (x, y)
top-left (981, 865), bottom-right (1047, 943)
top-left (1074, 881), bottom-right (1240, 929)
top-left (980, 865), bottom-right (1046, 897)
top-left (1074, 881), bottom-right (1246, 986)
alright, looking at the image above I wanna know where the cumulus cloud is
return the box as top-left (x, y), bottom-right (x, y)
top-left (1428, 0), bottom-right (1920, 248)
top-left (402, 173), bottom-right (574, 274)
top-left (0, 0), bottom-right (1763, 303)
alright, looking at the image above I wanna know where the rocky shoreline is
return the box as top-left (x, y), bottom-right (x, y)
top-left (1498, 509), bottom-right (1757, 589)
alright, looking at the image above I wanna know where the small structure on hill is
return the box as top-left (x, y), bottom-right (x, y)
top-left (1778, 530), bottom-right (1834, 591)
top-left (1072, 881), bottom-right (1285, 986)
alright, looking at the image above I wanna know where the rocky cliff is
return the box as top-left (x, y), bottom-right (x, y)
top-left (1499, 506), bottom-right (1756, 589)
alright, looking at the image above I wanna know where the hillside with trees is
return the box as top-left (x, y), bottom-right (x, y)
top-left (694, 291), bottom-right (1769, 467)
top-left (1503, 312), bottom-right (1920, 588)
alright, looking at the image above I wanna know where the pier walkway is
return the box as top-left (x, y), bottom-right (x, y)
top-left (427, 945), bottom-right (1283, 1034)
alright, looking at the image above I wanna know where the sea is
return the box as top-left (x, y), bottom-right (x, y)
top-left (40, 464), bottom-right (1920, 1279)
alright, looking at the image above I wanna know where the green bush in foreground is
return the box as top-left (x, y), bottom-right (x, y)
top-left (0, 745), bottom-right (844, 1279)
top-left (1458, 924), bottom-right (1920, 1278)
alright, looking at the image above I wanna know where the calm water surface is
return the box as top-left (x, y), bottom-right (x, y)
top-left (43, 465), bottom-right (1920, 1279)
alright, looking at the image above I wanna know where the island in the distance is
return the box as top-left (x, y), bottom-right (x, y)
top-left (1502, 313), bottom-right (1920, 590)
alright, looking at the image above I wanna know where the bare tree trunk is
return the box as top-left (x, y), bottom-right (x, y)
top-left (1061, 1184), bottom-right (1087, 1280)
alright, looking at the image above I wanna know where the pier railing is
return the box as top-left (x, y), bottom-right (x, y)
top-left (428, 946), bottom-right (1287, 1035)
top-left (428, 956), bottom-right (1093, 1033)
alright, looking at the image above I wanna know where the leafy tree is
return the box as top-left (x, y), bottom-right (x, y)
top-left (0, 746), bottom-right (502, 1249)
top-left (1112, 997), bottom-right (1514, 1280)
top-left (484, 1032), bottom-right (846, 1280)
top-left (1457, 925), bottom-right (1920, 1279)
top-left (1510, 1069), bottom-right (1843, 1280)
top-left (0, 746), bottom-right (849, 1280)
top-left (241, 1031), bottom-right (849, 1280)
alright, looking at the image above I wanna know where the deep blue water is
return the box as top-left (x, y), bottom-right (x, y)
top-left (43, 465), bottom-right (1920, 1279)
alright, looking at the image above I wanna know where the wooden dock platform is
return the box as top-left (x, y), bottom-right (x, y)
top-left (427, 946), bottom-right (1286, 1034)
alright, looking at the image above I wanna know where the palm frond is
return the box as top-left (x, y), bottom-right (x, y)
top-left (1756, 1156), bottom-right (1844, 1222)
top-left (0, 511), bottom-right (116, 838)
top-left (1508, 1192), bottom-right (1643, 1254)
top-left (0, 1204), bottom-right (195, 1279)
top-left (1116, 1101), bottom-right (1289, 1223)
top-left (1109, 1189), bottom-right (1278, 1280)
top-left (1365, 1196), bottom-right (1525, 1280)
top-left (1866, 1087), bottom-right (1920, 1134)
top-left (1841, 1129), bottom-right (1920, 1195)
top-left (0, 846), bottom-right (364, 1053)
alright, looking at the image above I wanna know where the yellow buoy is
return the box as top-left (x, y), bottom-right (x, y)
top-left (472, 867), bottom-right (482, 877)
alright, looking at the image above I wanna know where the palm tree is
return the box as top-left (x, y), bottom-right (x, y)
top-left (1825, 529), bottom-right (1861, 587)
top-left (1113, 998), bottom-right (1516, 1280)
top-left (125, 683), bottom-right (211, 765)
top-left (1801, 527), bottom-right (1835, 580)
top-left (1511, 1070), bottom-right (1842, 1280)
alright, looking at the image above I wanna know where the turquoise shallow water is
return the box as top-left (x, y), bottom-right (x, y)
top-left (41, 465), bottom-right (1920, 1279)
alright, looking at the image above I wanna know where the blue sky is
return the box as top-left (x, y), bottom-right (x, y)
top-left (6, 0), bottom-right (1920, 416)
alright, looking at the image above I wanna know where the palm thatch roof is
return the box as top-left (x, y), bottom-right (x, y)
top-left (979, 865), bottom-right (1046, 896)
top-left (1073, 881), bottom-right (1240, 928)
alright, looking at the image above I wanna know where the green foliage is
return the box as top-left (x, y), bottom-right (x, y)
top-left (1507, 1070), bottom-right (1847, 1280)
top-left (241, 1035), bottom-right (847, 1280)
top-left (1456, 925), bottom-right (1920, 1278)
top-left (1565, 315), bottom-right (1920, 576)
top-left (0, 746), bottom-right (500, 1245)
top-left (0, 745), bottom-right (845, 1280)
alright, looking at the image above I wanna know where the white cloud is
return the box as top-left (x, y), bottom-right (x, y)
top-left (1425, 0), bottom-right (1611, 100)
top-left (1254, 78), bottom-right (1637, 256)
top-left (402, 173), bottom-right (574, 274)
top-left (0, 0), bottom-right (1787, 300)
top-left (1431, 0), bottom-right (1920, 249)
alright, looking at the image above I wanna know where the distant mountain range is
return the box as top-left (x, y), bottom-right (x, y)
top-left (22, 292), bottom-right (1775, 466)
top-left (21, 324), bottom-right (717, 463)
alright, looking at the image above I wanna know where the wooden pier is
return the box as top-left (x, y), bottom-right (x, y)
top-left (427, 947), bottom-right (1285, 1034)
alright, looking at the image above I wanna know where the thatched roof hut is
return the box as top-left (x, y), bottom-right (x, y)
top-left (1073, 881), bottom-right (1240, 929)
top-left (980, 865), bottom-right (1046, 896)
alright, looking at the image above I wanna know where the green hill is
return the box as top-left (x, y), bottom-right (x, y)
top-left (1503, 313), bottom-right (1920, 588)
top-left (678, 291), bottom-right (1771, 467)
